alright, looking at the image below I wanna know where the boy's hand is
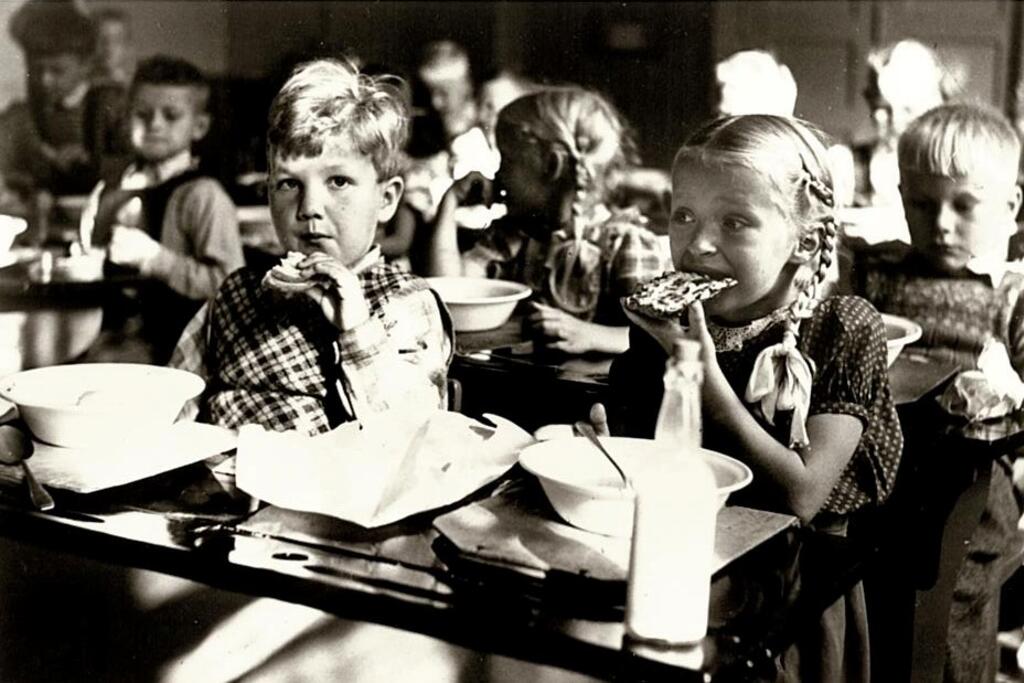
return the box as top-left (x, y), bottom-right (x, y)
top-left (108, 225), bottom-right (161, 269)
top-left (296, 252), bottom-right (370, 330)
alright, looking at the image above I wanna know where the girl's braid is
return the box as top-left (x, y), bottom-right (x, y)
top-left (786, 158), bottom-right (838, 335)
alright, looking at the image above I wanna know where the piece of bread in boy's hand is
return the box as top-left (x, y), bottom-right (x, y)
top-left (262, 251), bottom-right (321, 294)
top-left (622, 271), bottom-right (738, 320)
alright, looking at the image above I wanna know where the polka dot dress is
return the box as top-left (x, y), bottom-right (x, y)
top-left (715, 296), bottom-right (903, 515)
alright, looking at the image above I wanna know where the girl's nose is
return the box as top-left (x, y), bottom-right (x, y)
top-left (687, 225), bottom-right (717, 256)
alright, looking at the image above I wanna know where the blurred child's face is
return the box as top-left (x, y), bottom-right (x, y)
top-left (28, 52), bottom-right (89, 107)
top-left (670, 160), bottom-right (805, 323)
top-left (479, 77), bottom-right (524, 143)
top-left (269, 135), bottom-right (403, 267)
top-left (97, 20), bottom-right (131, 73)
top-left (901, 168), bottom-right (1022, 273)
top-left (130, 84), bottom-right (208, 163)
top-left (422, 70), bottom-right (473, 138)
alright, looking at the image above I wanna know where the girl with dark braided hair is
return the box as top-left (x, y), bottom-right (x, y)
top-left (611, 114), bottom-right (902, 683)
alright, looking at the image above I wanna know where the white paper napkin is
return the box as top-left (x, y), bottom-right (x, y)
top-left (235, 409), bottom-right (534, 528)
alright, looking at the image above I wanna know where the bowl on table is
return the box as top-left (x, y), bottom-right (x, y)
top-left (425, 276), bottom-right (532, 332)
top-left (0, 363), bottom-right (204, 447)
top-left (518, 436), bottom-right (752, 537)
top-left (881, 313), bottom-right (923, 367)
top-left (0, 215), bottom-right (27, 257)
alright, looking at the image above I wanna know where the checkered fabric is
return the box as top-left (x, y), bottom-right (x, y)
top-left (465, 205), bottom-right (670, 325)
top-left (170, 255), bottom-right (451, 436)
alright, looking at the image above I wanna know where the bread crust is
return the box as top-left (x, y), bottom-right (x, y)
top-left (622, 271), bottom-right (738, 319)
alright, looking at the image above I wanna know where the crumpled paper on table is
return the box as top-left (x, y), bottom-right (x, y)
top-left (939, 339), bottom-right (1024, 421)
top-left (235, 409), bottom-right (533, 528)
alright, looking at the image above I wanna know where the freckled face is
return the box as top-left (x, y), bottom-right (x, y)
top-left (901, 169), bottom-right (1022, 274)
top-left (269, 136), bottom-right (402, 267)
top-left (669, 160), bottom-right (802, 323)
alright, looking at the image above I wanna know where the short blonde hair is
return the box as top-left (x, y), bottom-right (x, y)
top-left (267, 58), bottom-right (409, 179)
top-left (898, 103), bottom-right (1021, 184)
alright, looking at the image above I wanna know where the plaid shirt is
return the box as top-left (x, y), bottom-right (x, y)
top-left (464, 205), bottom-right (670, 326)
top-left (170, 249), bottom-right (452, 435)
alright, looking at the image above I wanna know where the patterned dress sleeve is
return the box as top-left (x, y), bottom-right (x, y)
top-left (803, 296), bottom-right (903, 514)
top-left (606, 220), bottom-right (671, 300)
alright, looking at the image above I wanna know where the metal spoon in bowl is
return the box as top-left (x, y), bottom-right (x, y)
top-left (0, 422), bottom-right (55, 511)
top-left (573, 420), bottom-right (630, 489)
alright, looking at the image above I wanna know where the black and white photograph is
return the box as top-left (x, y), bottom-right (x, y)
top-left (1, 1), bottom-right (1024, 681)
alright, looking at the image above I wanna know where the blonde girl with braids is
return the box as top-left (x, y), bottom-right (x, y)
top-left (610, 114), bottom-right (902, 683)
top-left (426, 86), bottom-right (669, 354)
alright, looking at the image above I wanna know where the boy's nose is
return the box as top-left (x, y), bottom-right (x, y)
top-left (935, 204), bottom-right (958, 240)
top-left (297, 191), bottom-right (325, 222)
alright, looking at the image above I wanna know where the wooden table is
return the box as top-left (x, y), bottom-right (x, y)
top-left (0, 449), bottom-right (875, 682)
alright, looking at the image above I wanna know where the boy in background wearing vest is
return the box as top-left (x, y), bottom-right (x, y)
top-left (80, 55), bottom-right (244, 363)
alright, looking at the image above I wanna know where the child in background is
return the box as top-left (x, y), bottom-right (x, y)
top-left (854, 103), bottom-right (1024, 682)
top-left (426, 87), bottom-right (670, 354)
top-left (610, 114), bottom-right (902, 682)
top-left (80, 56), bottom-right (244, 364)
top-left (90, 7), bottom-right (135, 87)
top-left (171, 59), bottom-right (452, 435)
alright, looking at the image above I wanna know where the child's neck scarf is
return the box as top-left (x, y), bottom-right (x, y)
top-left (708, 307), bottom-right (815, 449)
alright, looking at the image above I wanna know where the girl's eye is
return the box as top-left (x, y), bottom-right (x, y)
top-left (723, 216), bottom-right (749, 231)
top-left (162, 109), bottom-right (182, 123)
top-left (327, 176), bottom-right (350, 189)
top-left (275, 178), bottom-right (299, 192)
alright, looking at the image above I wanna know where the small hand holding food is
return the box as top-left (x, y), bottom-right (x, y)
top-left (108, 225), bottom-right (162, 269)
top-left (527, 302), bottom-right (600, 354)
top-left (263, 251), bottom-right (370, 330)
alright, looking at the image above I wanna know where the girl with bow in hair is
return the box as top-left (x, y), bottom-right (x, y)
top-left (610, 114), bottom-right (903, 683)
top-left (425, 86), bottom-right (669, 354)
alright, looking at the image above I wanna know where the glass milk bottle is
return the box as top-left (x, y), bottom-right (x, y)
top-left (626, 337), bottom-right (717, 645)
top-left (654, 338), bottom-right (703, 455)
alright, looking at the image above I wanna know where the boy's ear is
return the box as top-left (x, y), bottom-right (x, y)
top-left (789, 228), bottom-right (821, 265)
top-left (376, 175), bottom-right (404, 224)
top-left (1009, 184), bottom-right (1023, 222)
top-left (190, 112), bottom-right (211, 142)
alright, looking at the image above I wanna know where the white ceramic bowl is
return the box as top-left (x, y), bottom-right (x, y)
top-left (0, 363), bottom-right (205, 447)
top-left (426, 276), bottom-right (532, 332)
top-left (518, 436), bottom-right (753, 537)
top-left (0, 215), bottom-right (27, 254)
top-left (881, 313), bottom-right (922, 367)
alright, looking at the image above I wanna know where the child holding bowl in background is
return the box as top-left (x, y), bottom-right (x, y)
top-left (610, 114), bottom-right (902, 682)
top-left (425, 86), bottom-right (669, 354)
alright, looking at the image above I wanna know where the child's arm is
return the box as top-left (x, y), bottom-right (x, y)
top-left (425, 172), bottom-right (492, 278)
top-left (689, 303), bottom-right (862, 523)
top-left (527, 303), bottom-right (629, 354)
top-left (294, 253), bottom-right (452, 417)
top-left (628, 302), bottom-right (863, 524)
top-left (167, 302), bottom-right (213, 421)
top-left (112, 179), bottom-right (245, 299)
